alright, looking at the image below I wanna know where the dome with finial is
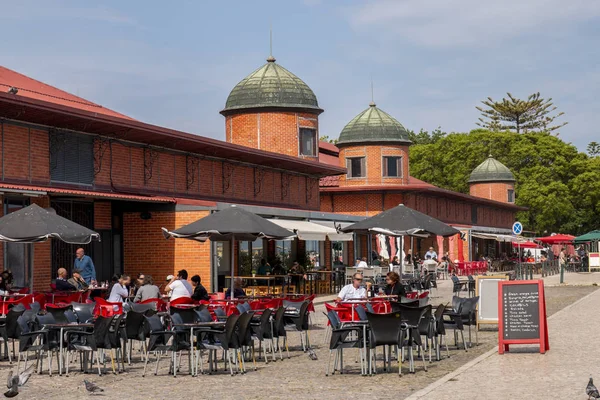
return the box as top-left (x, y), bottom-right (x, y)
top-left (220, 56), bottom-right (322, 115)
top-left (336, 102), bottom-right (411, 146)
top-left (468, 155), bottom-right (515, 183)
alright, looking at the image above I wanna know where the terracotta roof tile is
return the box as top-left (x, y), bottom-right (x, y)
top-left (0, 66), bottom-right (133, 120)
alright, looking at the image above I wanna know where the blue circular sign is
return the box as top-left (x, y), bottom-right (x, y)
top-left (512, 221), bottom-right (523, 235)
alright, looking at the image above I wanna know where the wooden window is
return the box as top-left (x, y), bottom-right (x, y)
top-left (299, 128), bottom-right (317, 156)
top-left (50, 132), bottom-right (94, 185)
top-left (382, 156), bottom-right (402, 177)
top-left (346, 157), bottom-right (366, 178)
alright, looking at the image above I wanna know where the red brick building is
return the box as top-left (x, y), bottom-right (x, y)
top-left (318, 100), bottom-right (523, 263)
top-left (0, 54), bottom-right (523, 292)
top-left (0, 64), bottom-right (351, 292)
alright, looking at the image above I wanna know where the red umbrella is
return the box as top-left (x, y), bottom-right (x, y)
top-left (536, 234), bottom-right (575, 245)
top-left (512, 241), bottom-right (542, 249)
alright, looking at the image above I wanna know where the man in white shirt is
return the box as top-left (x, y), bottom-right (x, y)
top-left (108, 274), bottom-right (131, 303)
top-left (356, 257), bottom-right (368, 269)
top-left (422, 255), bottom-right (439, 275)
top-left (425, 247), bottom-right (438, 260)
top-left (335, 273), bottom-right (367, 302)
top-left (166, 269), bottom-right (193, 300)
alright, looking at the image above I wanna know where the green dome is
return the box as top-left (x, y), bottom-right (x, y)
top-left (337, 103), bottom-right (411, 146)
top-left (468, 155), bottom-right (515, 183)
top-left (220, 56), bottom-right (322, 115)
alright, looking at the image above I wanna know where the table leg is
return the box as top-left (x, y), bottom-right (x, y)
top-left (59, 327), bottom-right (63, 376)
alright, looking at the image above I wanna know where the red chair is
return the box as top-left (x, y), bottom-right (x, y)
top-left (140, 298), bottom-right (168, 312)
top-left (405, 292), bottom-right (419, 299)
top-left (17, 288), bottom-right (30, 294)
top-left (32, 293), bottom-right (46, 308)
top-left (169, 296), bottom-right (194, 307)
top-left (94, 297), bottom-right (123, 317)
top-left (418, 291), bottom-right (429, 299)
top-left (305, 294), bottom-right (316, 313)
top-left (325, 302), bottom-right (352, 323)
top-left (52, 292), bottom-right (83, 306)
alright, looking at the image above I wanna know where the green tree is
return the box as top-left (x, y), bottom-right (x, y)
top-left (409, 129), bottom-right (597, 234)
top-left (476, 92), bottom-right (567, 133)
top-left (407, 127), bottom-right (447, 145)
top-left (588, 141), bottom-right (600, 157)
top-left (319, 135), bottom-right (338, 144)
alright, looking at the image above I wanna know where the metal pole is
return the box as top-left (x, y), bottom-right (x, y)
top-left (518, 242), bottom-right (521, 280)
top-left (231, 235), bottom-right (235, 299)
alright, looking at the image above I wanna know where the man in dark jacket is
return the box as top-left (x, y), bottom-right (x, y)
top-left (190, 275), bottom-right (210, 301)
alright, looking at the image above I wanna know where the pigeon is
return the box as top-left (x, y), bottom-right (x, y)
top-left (307, 348), bottom-right (318, 361)
top-left (4, 366), bottom-right (34, 397)
top-left (587, 377), bottom-right (600, 399)
top-left (3, 376), bottom-right (18, 398)
top-left (83, 380), bottom-right (104, 395)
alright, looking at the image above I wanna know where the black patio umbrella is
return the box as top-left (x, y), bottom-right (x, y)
top-left (341, 204), bottom-right (460, 237)
top-left (0, 203), bottom-right (100, 244)
top-left (162, 205), bottom-right (294, 298)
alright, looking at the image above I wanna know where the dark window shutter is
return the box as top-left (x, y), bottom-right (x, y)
top-left (50, 132), bottom-right (93, 185)
top-left (346, 158), bottom-right (351, 177)
top-left (397, 157), bottom-right (402, 177)
top-left (360, 157), bottom-right (366, 177)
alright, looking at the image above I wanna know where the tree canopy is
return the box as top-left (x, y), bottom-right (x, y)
top-left (476, 92), bottom-right (568, 133)
top-left (409, 129), bottom-right (599, 235)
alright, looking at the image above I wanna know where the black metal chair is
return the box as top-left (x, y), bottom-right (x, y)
top-left (71, 302), bottom-right (95, 324)
top-left (272, 306), bottom-right (287, 360)
top-left (198, 314), bottom-right (240, 375)
top-left (129, 302), bottom-right (157, 314)
top-left (123, 309), bottom-right (150, 365)
top-left (398, 305), bottom-right (430, 373)
top-left (443, 299), bottom-right (468, 351)
top-left (433, 304), bottom-right (450, 360)
top-left (460, 296), bottom-right (479, 346)
top-left (467, 275), bottom-right (475, 297)
top-left (365, 311), bottom-right (403, 376)
top-left (284, 301), bottom-right (310, 352)
top-left (235, 311), bottom-right (255, 373)
top-left (325, 310), bottom-right (364, 376)
top-left (45, 305), bottom-right (72, 324)
top-left (0, 307), bottom-right (25, 363)
top-left (65, 316), bottom-right (115, 376)
top-left (250, 308), bottom-right (275, 365)
top-left (143, 314), bottom-right (191, 377)
top-left (19, 312), bottom-right (59, 375)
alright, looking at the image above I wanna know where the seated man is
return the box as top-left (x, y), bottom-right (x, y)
top-left (68, 269), bottom-right (89, 291)
top-left (335, 273), bottom-right (367, 302)
top-left (425, 247), bottom-right (438, 261)
top-left (55, 268), bottom-right (76, 291)
top-left (422, 255), bottom-right (439, 275)
top-left (356, 257), bottom-right (368, 269)
top-left (190, 275), bottom-right (210, 301)
top-left (225, 278), bottom-right (246, 299)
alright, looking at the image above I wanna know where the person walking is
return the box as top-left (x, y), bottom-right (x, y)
top-left (74, 248), bottom-right (96, 285)
top-left (559, 247), bottom-right (567, 283)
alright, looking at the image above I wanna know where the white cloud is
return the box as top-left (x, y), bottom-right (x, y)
top-left (346, 0), bottom-right (600, 47)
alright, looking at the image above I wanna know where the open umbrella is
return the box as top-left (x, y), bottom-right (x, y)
top-left (0, 203), bottom-right (100, 244)
top-left (162, 205), bottom-right (294, 298)
top-left (512, 241), bottom-right (541, 249)
top-left (536, 234), bottom-right (575, 245)
top-left (574, 230), bottom-right (600, 243)
top-left (341, 204), bottom-right (460, 237)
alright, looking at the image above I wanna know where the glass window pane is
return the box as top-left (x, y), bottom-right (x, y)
top-left (300, 128), bottom-right (315, 156)
top-left (384, 156), bottom-right (400, 177)
top-left (275, 240), bottom-right (292, 269)
top-left (350, 158), bottom-right (363, 177)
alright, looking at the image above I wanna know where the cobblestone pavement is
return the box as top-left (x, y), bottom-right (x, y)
top-left (408, 282), bottom-right (600, 399)
top-left (2, 279), bottom-right (596, 400)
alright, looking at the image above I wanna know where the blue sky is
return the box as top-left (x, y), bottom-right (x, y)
top-left (1, 0), bottom-right (599, 151)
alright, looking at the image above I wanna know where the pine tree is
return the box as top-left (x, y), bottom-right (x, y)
top-left (476, 92), bottom-right (567, 133)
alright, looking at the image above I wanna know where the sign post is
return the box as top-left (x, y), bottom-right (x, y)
top-left (498, 279), bottom-right (549, 354)
top-left (512, 221), bottom-right (523, 279)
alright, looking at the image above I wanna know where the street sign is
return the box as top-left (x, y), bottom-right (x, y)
top-left (512, 221), bottom-right (523, 236)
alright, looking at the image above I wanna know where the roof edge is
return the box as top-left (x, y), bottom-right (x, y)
top-left (220, 104), bottom-right (324, 116)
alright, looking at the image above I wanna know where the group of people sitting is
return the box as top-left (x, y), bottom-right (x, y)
top-left (353, 246), bottom-right (452, 279)
top-left (335, 271), bottom-right (407, 302)
top-left (53, 268), bottom-right (212, 305)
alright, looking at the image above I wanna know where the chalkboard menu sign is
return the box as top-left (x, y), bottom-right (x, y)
top-left (498, 280), bottom-right (549, 354)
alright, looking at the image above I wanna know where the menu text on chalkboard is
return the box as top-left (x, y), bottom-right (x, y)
top-left (498, 280), bottom-right (549, 354)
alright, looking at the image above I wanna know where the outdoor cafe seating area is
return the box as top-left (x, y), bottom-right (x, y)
top-left (0, 289), bottom-right (316, 377)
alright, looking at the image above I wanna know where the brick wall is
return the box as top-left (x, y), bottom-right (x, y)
top-left (322, 191), bottom-right (516, 229)
top-left (338, 144), bottom-right (409, 186)
top-left (470, 182), bottom-right (515, 204)
top-left (1, 123), bottom-right (50, 184)
top-left (225, 111), bottom-right (320, 160)
top-left (123, 210), bottom-right (212, 290)
top-left (94, 202), bottom-right (112, 229)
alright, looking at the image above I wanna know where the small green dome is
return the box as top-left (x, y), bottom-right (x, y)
top-left (468, 155), bottom-right (515, 183)
top-left (221, 56), bottom-right (322, 115)
top-left (337, 103), bottom-right (411, 146)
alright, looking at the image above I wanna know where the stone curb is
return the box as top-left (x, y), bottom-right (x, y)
top-left (404, 287), bottom-right (600, 399)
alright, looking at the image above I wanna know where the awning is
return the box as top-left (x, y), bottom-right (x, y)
top-left (310, 220), bottom-right (354, 241)
top-left (470, 232), bottom-right (523, 242)
top-left (267, 219), bottom-right (352, 241)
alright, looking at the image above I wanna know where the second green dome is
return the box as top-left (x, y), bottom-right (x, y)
top-left (221, 56), bottom-right (322, 114)
top-left (337, 103), bottom-right (411, 146)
